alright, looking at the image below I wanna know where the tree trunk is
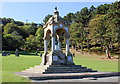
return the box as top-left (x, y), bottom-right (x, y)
top-left (72, 45), bottom-right (76, 49)
top-left (87, 39), bottom-right (90, 51)
top-left (105, 45), bottom-right (111, 59)
top-left (81, 42), bottom-right (83, 51)
top-left (100, 39), bottom-right (103, 51)
top-left (109, 41), bottom-right (113, 51)
top-left (78, 45), bottom-right (81, 49)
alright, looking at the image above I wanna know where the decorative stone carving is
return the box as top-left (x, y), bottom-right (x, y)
top-left (53, 56), bottom-right (58, 61)
top-left (42, 7), bottom-right (74, 65)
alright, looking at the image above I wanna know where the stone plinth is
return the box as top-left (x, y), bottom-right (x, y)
top-left (21, 65), bottom-right (97, 74)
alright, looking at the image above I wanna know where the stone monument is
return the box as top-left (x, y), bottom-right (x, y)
top-left (15, 49), bottom-right (19, 57)
top-left (42, 7), bottom-right (74, 65)
top-left (21, 7), bottom-right (97, 74)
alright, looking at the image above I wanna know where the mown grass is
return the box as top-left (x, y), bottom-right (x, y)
top-left (73, 53), bottom-right (118, 72)
top-left (2, 54), bottom-right (41, 82)
top-left (1, 51), bottom-right (118, 82)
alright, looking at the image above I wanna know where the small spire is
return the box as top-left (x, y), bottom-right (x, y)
top-left (55, 7), bottom-right (57, 11)
top-left (54, 7), bottom-right (59, 15)
top-left (53, 7), bottom-right (59, 22)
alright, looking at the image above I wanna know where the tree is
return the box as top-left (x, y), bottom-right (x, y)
top-left (64, 13), bottom-right (75, 25)
top-left (15, 21), bottom-right (24, 26)
top-left (24, 34), bottom-right (41, 50)
top-left (2, 34), bottom-right (23, 50)
top-left (89, 5), bottom-right (96, 13)
top-left (89, 5), bottom-right (96, 18)
top-left (1, 18), bottom-right (15, 25)
top-left (94, 4), bottom-right (110, 14)
top-left (3, 22), bottom-right (28, 39)
top-left (89, 14), bottom-right (106, 49)
top-left (3, 23), bottom-right (18, 34)
top-left (22, 23), bottom-right (37, 36)
top-left (28, 23), bottom-right (38, 35)
top-left (35, 26), bottom-right (44, 50)
top-left (74, 7), bottom-right (90, 26)
top-left (104, 1), bottom-right (120, 50)
top-left (70, 22), bottom-right (86, 51)
top-left (43, 14), bottom-right (52, 23)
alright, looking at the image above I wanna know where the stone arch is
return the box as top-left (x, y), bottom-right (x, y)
top-left (55, 28), bottom-right (69, 39)
top-left (44, 29), bottom-right (51, 40)
top-left (54, 28), bottom-right (69, 51)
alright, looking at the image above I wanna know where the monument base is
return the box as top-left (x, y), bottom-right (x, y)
top-left (42, 50), bottom-right (75, 65)
top-left (16, 71), bottom-right (119, 82)
top-left (21, 64), bottom-right (97, 74)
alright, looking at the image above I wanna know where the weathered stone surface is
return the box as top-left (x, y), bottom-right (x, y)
top-left (21, 64), bottom-right (97, 74)
top-left (43, 65), bottom-right (97, 74)
top-left (15, 71), bottom-right (119, 81)
top-left (42, 7), bottom-right (74, 65)
top-left (15, 49), bottom-right (19, 57)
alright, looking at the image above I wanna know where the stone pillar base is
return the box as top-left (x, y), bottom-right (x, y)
top-left (43, 50), bottom-right (75, 65)
top-left (66, 56), bottom-right (75, 65)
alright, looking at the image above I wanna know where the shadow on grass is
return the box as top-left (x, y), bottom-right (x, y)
top-left (2, 51), bottom-right (44, 57)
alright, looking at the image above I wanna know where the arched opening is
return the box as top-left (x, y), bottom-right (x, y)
top-left (45, 29), bottom-right (51, 40)
top-left (55, 28), bottom-right (68, 52)
top-left (45, 29), bottom-right (52, 52)
top-left (46, 29), bottom-right (52, 51)
top-left (43, 29), bottom-right (52, 65)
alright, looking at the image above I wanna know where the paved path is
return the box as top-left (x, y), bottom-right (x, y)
top-left (15, 72), bottom-right (119, 77)
top-left (15, 71), bottom-right (119, 84)
top-left (31, 76), bottom-right (119, 82)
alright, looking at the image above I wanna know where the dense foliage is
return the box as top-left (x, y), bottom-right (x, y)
top-left (67, 1), bottom-right (120, 55)
top-left (1, 18), bottom-right (44, 51)
top-left (1, 1), bottom-right (120, 55)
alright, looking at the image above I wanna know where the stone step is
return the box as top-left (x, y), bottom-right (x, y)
top-left (43, 70), bottom-right (96, 74)
top-left (47, 66), bottom-right (86, 68)
top-left (46, 67), bottom-right (87, 70)
top-left (21, 65), bottom-right (97, 74)
top-left (49, 65), bottom-right (82, 67)
top-left (43, 65), bottom-right (97, 74)
top-left (46, 67), bottom-right (88, 71)
top-left (48, 66), bottom-right (84, 68)
top-left (22, 65), bottom-right (49, 73)
top-left (45, 67), bottom-right (93, 71)
top-left (45, 69), bottom-right (93, 72)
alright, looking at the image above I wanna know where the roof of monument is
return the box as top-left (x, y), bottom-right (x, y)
top-left (44, 7), bottom-right (68, 28)
top-left (47, 16), bottom-right (64, 23)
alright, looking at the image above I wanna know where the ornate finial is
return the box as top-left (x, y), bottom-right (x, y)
top-left (54, 7), bottom-right (59, 22)
top-left (54, 7), bottom-right (59, 15)
top-left (55, 7), bottom-right (57, 11)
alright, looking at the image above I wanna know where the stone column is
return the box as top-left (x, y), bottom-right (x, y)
top-left (58, 41), bottom-right (61, 49)
top-left (44, 40), bottom-right (48, 54)
top-left (66, 39), bottom-right (69, 55)
top-left (52, 37), bottom-right (55, 52)
top-left (55, 37), bottom-right (58, 50)
top-left (42, 40), bottom-right (48, 65)
top-left (66, 38), bottom-right (75, 65)
top-left (58, 35), bottom-right (61, 50)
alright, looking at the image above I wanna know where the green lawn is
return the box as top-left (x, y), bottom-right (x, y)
top-left (74, 53), bottom-right (118, 72)
top-left (2, 54), bottom-right (41, 82)
top-left (1, 52), bottom-right (118, 82)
